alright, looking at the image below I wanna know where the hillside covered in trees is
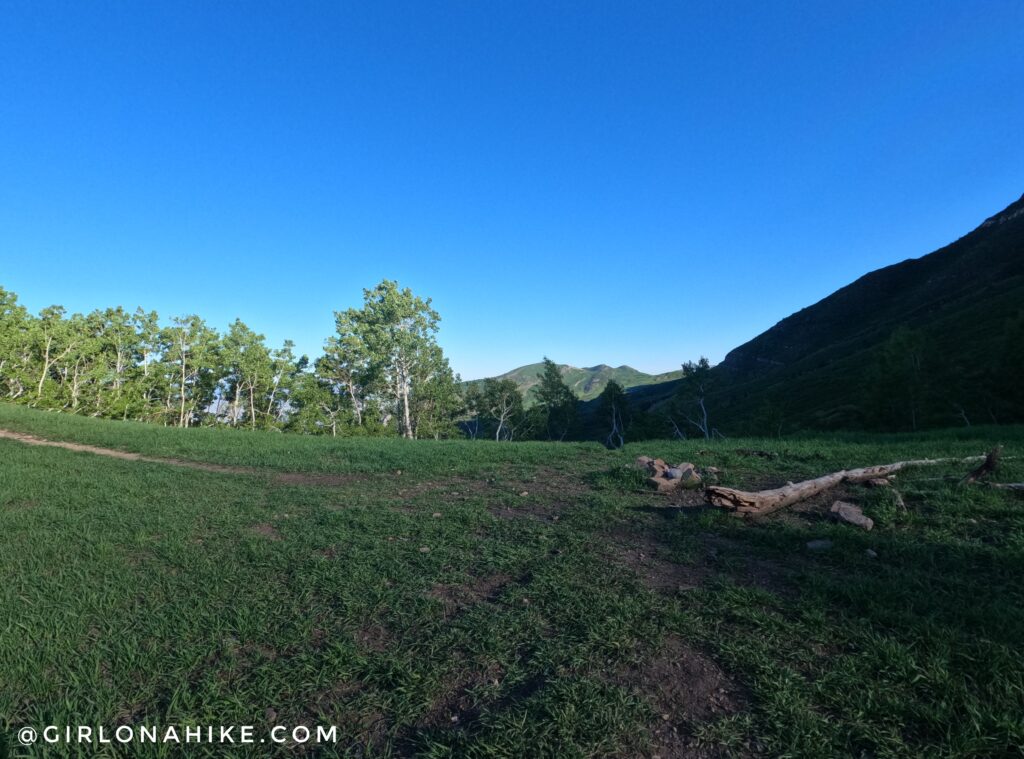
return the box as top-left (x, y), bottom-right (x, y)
top-left (705, 191), bottom-right (1024, 433)
top-left (464, 362), bottom-right (682, 404)
top-left (577, 192), bottom-right (1024, 438)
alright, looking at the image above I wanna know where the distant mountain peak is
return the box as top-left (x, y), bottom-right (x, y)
top-left (465, 362), bottom-right (682, 403)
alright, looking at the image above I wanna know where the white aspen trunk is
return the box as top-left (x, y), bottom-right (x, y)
top-left (36, 336), bottom-right (53, 397)
top-left (231, 381), bottom-right (242, 426)
top-left (249, 383), bottom-right (257, 430)
top-left (178, 339), bottom-right (188, 428)
top-left (70, 359), bottom-right (82, 409)
top-left (265, 374), bottom-right (281, 422)
top-left (347, 380), bottom-right (362, 426)
top-left (396, 360), bottom-right (413, 439)
top-left (402, 384), bottom-right (413, 439)
top-left (114, 342), bottom-right (125, 392)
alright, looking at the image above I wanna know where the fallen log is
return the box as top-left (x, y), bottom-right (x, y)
top-left (961, 446), bottom-right (1002, 485)
top-left (705, 455), bottom-right (987, 518)
top-left (987, 483), bottom-right (1024, 493)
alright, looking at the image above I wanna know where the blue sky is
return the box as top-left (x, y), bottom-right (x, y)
top-left (1, 2), bottom-right (1021, 379)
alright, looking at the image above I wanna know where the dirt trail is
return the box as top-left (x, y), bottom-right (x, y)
top-left (0, 428), bottom-right (356, 486)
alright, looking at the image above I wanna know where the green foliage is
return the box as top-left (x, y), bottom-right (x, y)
top-left (0, 280), bottom-right (463, 439)
top-left (670, 356), bottom-right (714, 439)
top-left (329, 280), bottom-right (456, 439)
top-left (534, 357), bottom-right (579, 440)
top-left (479, 377), bottom-right (525, 441)
top-left (466, 361), bottom-right (684, 405)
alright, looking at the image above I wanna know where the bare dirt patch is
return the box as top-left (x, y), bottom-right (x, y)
top-left (427, 572), bottom-right (515, 615)
top-left (1, 498), bottom-right (39, 510)
top-left (488, 498), bottom-right (565, 522)
top-left (414, 667), bottom-right (492, 731)
top-left (605, 519), bottom-right (797, 600)
top-left (616, 635), bottom-right (749, 758)
top-left (354, 623), bottom-right (393, 653)
top-left (250, 523), bottom-right (282, 540)
top-left (272, 472), bottom-right (362, 487)
top-left (400, 664), bottom-right (538, 751)
top-left (608, 529), bottom-right (706, 594)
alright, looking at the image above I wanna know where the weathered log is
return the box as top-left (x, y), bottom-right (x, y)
top-left (705, 456), bottom-right (987, 517)
top-left (961, 446), bottom-right (1002, 485)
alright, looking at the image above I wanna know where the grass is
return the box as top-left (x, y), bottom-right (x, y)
top-left (1, 403), bottom-right (1023, 757)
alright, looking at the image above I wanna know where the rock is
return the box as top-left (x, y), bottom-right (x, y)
top-left (432, 512), bottom-right (442, 518)
top-left (518, 491), bottom-right (529, 497)
top-left (864, 549), bottom-right (878, 559)
top-left (830, 501), bottom-right (874, 531)
top-left (635, 456), bottom-right (654, 469)
top-left (678, 465), bottom-right (703, 489)
top-left (419, 546), bottom-right (431, 553)
top-left (647, 476), bottom-right (681, 493)
top-left (644, 458), bottom-right (702, 492)
top-left (806, 539), bottom-right (833, 551)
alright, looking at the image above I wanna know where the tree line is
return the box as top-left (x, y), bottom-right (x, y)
top-left (0, 282), bottom-right (596, 442)
top-left (9, 280), bottom-right (1009, 443)
top-left (0, 281), bottom-right (460, 438)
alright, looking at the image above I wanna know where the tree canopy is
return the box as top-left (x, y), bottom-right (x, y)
top-left (0, 281), bottom-right (463, 439)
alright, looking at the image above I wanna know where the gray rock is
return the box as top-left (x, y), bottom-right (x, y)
top-left (865, 549), bottom-right (878, 559)
top-left (806, 539), bottom-right (833, 551)
top-left (665, 467), bottom-right (683, 480)
top-left (830, 501), bottom-right (874, 531)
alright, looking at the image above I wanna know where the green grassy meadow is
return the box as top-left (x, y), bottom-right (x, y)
top-left (1, 403), bottom-right (1023, 757)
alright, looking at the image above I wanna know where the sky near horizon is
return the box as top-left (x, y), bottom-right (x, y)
top-left (1, 2), bottom-right (1022, 380)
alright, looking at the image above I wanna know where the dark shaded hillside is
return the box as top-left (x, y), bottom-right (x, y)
top-left (721, 194), bottom-right (1024, 379)
top-left (711, 192), bottom-right (1024, 431)
top-left (579, 193), bottom-right (1024, 437)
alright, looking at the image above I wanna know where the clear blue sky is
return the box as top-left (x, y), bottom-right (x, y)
top-left (1, 2), bottom-right (1021, 379)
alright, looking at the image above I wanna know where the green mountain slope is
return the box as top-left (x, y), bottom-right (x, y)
top-left (466, 362), bottom-right (683, 403)
top-left (715, 194), bottom-right (1024, 430)
top-left (583, 192), bottom-right (1024, 434)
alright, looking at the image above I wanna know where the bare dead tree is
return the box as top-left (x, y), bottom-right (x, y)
top-left (606, 403), bottom-right (625, 449)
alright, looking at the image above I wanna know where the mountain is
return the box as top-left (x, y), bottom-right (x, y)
top-left (583, 192), bottom-right (1024, 434)
top-left (466, 363), bottom-right (683, 403)
top-left (711, 193), bottom-right (1024, 431)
